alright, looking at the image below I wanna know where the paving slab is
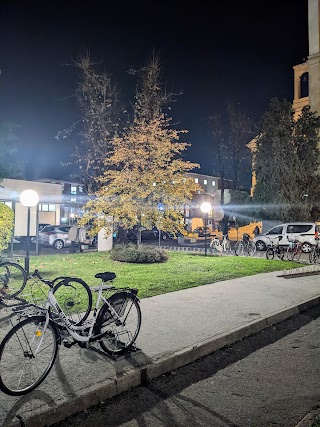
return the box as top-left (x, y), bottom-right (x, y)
top-left (0, 267), bottom-right (319, 427)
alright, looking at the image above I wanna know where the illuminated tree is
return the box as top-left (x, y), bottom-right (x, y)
top-left (82, 54), bottom-right (201, 238)
top-left (0, 204), bottom-right (14, 253)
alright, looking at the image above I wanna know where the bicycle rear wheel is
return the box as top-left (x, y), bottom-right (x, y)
top-left (0, 316), bottom-right (59, 396)
top-left (266, 248), bottom-right (274, 260)
top-left (97, 292), bottom-right (141, 354)
top-left (51, 277), bottom-right (92, 326)
top-left (0, 262), bottom-right (27, 299)
top-left (223, 239), bottom-right (231, 254)
top-left (234, 241), bottom-right (244, 256)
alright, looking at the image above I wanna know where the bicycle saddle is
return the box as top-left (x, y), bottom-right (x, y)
top-left (95, 272), bottom-right (116, 281)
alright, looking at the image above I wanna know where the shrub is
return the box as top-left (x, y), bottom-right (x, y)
top-left (110, 244), bottom-right (168, 263)
top-left (0, 204), bottom-right (14, 254)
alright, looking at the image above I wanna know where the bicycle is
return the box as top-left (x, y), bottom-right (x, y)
top-left (209, 234), bottom-right (231, 254)
top-left (234, 233), bottom-right (256, 256)
top-left (309, 240), bottom-right (320, 264)
top-left (265, 236), bottom-right (285, 260)
top-left (0, 269), bottom-right (141, 396)
top-left (286, 235), bottom-right (303, 261)
top-left (0, 258), bottom-right (27, 300)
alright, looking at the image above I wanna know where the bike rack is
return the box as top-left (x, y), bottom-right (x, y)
top-left (88, 342), bottom-right (142, 361)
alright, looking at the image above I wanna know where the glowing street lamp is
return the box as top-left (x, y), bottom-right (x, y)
top-left (20, 189), bottom-right (39, 275)
top-left (200, 202), bottom-right (211, 256)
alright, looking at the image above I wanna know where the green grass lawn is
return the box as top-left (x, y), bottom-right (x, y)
top-left (26, 251), bottom-right (304, 300)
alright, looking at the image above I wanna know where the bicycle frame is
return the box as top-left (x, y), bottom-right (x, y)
top-left (39, 282), bottom-right (131, 347)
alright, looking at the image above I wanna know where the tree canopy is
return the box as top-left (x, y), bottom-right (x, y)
top-left (253, 99), bottom-right (320, 221)
top-left (0, 122), bottom-right (25, 181)
top-left (0, 204), bottom-right (14, 253)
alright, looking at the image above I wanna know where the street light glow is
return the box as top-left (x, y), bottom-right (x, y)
top-left (20, 189), bottom-right (39, 207)
top-left (200, 202), bottom-right (211, 214)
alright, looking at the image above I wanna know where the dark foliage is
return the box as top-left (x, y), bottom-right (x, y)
top-left (110, 244), bottom-right (168, 263)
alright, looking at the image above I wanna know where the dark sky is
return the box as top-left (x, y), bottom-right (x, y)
top-left (0, 1), bottom-right (309, 185)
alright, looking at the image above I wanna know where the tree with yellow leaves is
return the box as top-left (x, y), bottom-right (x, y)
top-left (82, 54), bottom-right (201, 240)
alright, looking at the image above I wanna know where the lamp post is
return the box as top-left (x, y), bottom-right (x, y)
top-left (200, 202), bottom-right (211, 256)
top-left (20, 189), bottom-right (39, 276)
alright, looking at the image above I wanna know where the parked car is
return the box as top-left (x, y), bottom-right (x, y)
top-left (39, 225), bottom-right (95, 250)
top-left (253, 222), bottom-right (319, 252)
top-left (127, 226), bottom-right (174, 241)
top-left (193, 226), bottom-right (211, 237)
top-left (15, 223), bottom-right (52, 244)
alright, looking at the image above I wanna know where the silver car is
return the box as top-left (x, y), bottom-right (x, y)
top-left (253, 222), bottom-right (318, 252)
top-left (39, 225), bottom-right (94, 250)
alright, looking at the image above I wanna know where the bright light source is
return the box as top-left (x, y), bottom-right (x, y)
top-left (200, 202), bottom-right (211, 214)
top-left (20, 189), bottom-right (39, 207)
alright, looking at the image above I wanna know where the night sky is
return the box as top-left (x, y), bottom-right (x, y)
top-left (0, 1), bottom-right (308, 186)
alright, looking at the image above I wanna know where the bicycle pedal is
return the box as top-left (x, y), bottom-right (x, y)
top-left (62, 339), bottom-right (77, 349)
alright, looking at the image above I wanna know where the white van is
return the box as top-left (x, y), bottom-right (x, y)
top-left (253, 222), bottom-right (318, 252)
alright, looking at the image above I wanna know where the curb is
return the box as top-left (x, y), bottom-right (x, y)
top-left (295, 408), bottom-right (320, 427)
top-left (10, 295), bottom-right (320, 427)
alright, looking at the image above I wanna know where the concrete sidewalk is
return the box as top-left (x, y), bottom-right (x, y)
top-left (0, 267), bottom-right (320, 427)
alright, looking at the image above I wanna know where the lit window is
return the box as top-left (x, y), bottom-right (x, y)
top-left (39, 204), bottom-right (49, 212)
top-left (212, 181), bottom-right (216, 186)
top-left (71, 197), bottom-right (77, 202)
top-left (4, 201), bottom-right (12, 209)
top-left (195, 178), bottom-right (198, 183)
top-left (78, 186), bottom-right (83, 193)
top-left (204, 179), bottom-right (207, 185)
top-left (71, 186), bottom-right (77, 195)
top-left (49, 204), bottom-right (56, 212)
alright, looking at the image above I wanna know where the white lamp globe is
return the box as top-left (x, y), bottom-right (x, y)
top-left (200, 202), bottom-right (211, 214)
top-left (20, 189), bottom-right (39, 207)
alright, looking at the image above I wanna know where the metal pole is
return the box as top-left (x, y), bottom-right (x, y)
top-left (25, 206), bottom-right (30, 276)
top-left (35, 203), bottom-right (39, 256)
top-left (204, 214), bottom-right (208, 256)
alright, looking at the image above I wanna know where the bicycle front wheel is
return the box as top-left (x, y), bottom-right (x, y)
top-left (97, 292), bottom-right (141, 354)
top-left (234, 241), bottom-right (244, 256)
top-left (0, 261), bottom-right (27, 299)
top-left (309, 247), bottom-right (317, 264)
top-left (247, 242), bottom-right (256, 257)
top-left (52, 277), bottom-right (92, 326)
top-left (0, 316), bottom-right (59, 396)
top-left (276, 246), bottom-right (285, 260)
top-left (287, 246), bottom-right (295, 261)
top-left (266, 248), bottom-right (274, 260)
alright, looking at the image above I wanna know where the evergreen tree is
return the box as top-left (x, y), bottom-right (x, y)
top-left (293, 106), bottom-right (320, 220)
top-left (253, 99), bottom-right (318, 221)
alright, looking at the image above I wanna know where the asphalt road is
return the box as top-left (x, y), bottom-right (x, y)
top-left (52, 304), bottom-right (320, 427)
